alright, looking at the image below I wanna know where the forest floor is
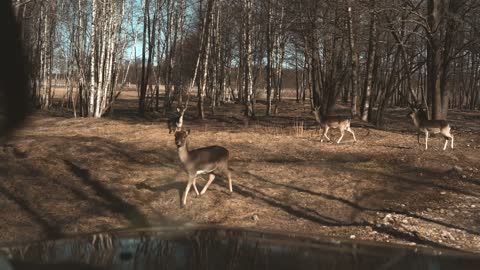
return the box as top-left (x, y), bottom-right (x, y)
top-left (1, 89), bottom-right (480, 253)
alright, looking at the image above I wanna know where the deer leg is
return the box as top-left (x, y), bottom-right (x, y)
top-left (424, 131), bottom-right (429, 150)
top-left (322, 127), bottom-right (330, 142)
top-left (417, 132), bottom-right (421, 144)
top-left (443, 132), bottom-right (454, 150)
top-left (192, 176), bottom-right (200, 196)
top-left (347, 127), bottom-right (357, 142)
top-left (182, 175), bottom-right (195, 206)
top-left (337, 129), bottom-right (345, 144)
top-left (200, 173), bottom-right (216, 195)
top-left (227, 169), bottom-right (233, 193)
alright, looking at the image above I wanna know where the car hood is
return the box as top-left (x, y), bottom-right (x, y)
top-left (1, 226), bottom-right (479, 270)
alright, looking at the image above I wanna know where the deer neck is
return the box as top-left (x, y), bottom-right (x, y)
top-left (177, 114), bottom-right (184, 126)
top-left (313, 111), bottom-right (322, 124)
top-left (177, 141), bottom-right (189, 164)
top-left (411, 114), bottom-right (422, 128)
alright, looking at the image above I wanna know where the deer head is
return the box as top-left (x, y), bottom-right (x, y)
top-left (311, 106), bottom-right (322, 123)
top-left (177, 106), bottom-right (187, 115)
top-left (407, 102), bottom-right (428, 121)
top-left (174, 129), bottom-right (190, 148)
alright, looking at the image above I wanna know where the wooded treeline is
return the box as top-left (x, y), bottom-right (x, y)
top-left (13, 0), bottom-right (480, 124)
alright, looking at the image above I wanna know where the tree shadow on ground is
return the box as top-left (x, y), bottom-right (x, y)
top-left (0, 184), bottom-right (63, 239)
top-left (65, 160), bottom-right (151, 227)
top-left (241, 170), bottom-right (480, 237)
top-left (18, 134), bottom-right (178, 170)
top-left (220, 145), bottom-right (480, 250)
top-left (136, 179), bottom-right (184, 207)
top-left (0, 134), bottom-right (181, 244)
top-left (217, 180), bottom-right (456, 251)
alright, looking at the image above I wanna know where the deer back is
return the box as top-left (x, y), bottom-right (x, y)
top-left (420, 119), bottom-right (450, 133)
top-left (186, 146), bottom-right (229, 172)
top-left (323, 116), bottom-right (351, 128)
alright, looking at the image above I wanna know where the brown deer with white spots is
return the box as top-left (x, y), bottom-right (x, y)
top-left (311, 106), bottom-right (357, 144)
top-left (174, 129), bottom-right (232, 206)
top-left (408, 107), bottom-right (454, 150)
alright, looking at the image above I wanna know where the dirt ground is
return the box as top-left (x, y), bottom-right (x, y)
top-left (1, 89), bottom-right (480, 253)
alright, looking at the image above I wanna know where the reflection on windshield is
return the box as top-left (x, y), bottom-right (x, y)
top-left (2, 227), bottom-right (480, 270)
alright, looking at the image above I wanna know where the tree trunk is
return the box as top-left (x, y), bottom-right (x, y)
top-left (265, 0), bottom-right (273, 115)
top-left (427, 0), bottom-right (444, 119)
top-left (139, 0), bottom-right (149, 116)
top-left (439, 0), bottom-right (464, 118)
top-left (347, 1), bottom-right (358, 117)
top-left (243, 0), bottom-right (254, 117)
top-left (198, 0), bottom-right (215, 119)
top-left (295, 48), bottom-right (300, 103)
top-left (89, 0), bottom-right (98, 117)
top-left (360, 0), bottom-right (376, 122)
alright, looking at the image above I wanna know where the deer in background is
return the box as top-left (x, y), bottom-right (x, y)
top-left (167, 107), bottom-right (186, 134)
top-left (174, 129), bottom-right (233, 206)
top-left (311, 106), bottom-right (357, 144)
top-left (167, 84), bottom-right (193, 133)
top-left (407, 107), bottom-right (454, 150)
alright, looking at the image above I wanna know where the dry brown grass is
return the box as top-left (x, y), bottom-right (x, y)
top-left (1, 89), bottom-right (480, 253)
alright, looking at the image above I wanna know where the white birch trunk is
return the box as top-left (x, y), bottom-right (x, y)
top-left (89, 0), bottom-right (98, 117)
top-left (244, 0), bottom-right (254, 116)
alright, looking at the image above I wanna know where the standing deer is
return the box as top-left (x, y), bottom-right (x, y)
top-left (167, 107), bottom-right (186, 134)
top-left (407, 108), bottom-right (454, 150)
top-left (175, 129), bottom-right (233, 206)
top-left (311, 107), bottom-right (357, 143)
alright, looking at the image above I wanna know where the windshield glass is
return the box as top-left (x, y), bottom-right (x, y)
top-left (1, 0), bottom-right (480, 268)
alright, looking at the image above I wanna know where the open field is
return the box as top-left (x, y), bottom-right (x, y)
top-left (1, 89), bottom-right (480, 252)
